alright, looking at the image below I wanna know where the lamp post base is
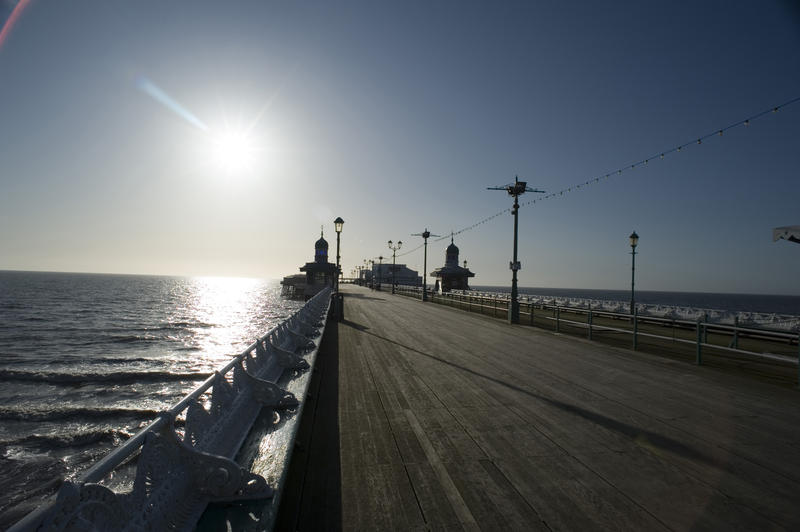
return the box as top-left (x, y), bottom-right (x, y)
top-left (508, 299), bottom-right (520, 324)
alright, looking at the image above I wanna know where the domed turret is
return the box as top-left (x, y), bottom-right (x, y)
top-left (315, 229), bottom-right (329, 263)
top-left (445, 235), bottom-right (459, 267)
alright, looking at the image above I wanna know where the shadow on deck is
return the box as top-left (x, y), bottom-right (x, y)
top-left (275, 320), bottom-right (342, 531)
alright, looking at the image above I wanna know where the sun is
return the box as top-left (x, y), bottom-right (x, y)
top-left (211, 130), bottom-right (258, 174)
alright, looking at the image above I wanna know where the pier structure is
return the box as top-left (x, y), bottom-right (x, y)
top-left (430, 235), bottom-right (474, 293)
top-left (280, 284), bottom-right (800, 531)
top-left (281, 230), bottom-right (338, 299)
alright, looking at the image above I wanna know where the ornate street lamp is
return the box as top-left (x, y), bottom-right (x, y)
top-left (388, 240), bottom-right (402, 294)
top-left (629, 231), bottom-right (639, 316)
top-left (411, 228), bottom-right (440, 302)
top-left (334, 217), bottom-right (344, 292)
top-left (488, 176), bottom-right (545, 324)
top-left (376, 256), bottom-right (384, 291)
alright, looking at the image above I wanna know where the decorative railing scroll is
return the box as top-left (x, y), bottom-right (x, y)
top-left (11, 287), bottom-right (333, 532)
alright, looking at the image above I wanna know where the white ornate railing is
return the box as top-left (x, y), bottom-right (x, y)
top-left (10, 287), bottom-right (333, 532)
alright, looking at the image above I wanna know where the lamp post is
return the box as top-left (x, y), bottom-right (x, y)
top-left (377, 256), bottom-right (384, 291)
top-left (488, 176), bottom-right (545, 324)
top-left (334, 217), bottom-right (344, 292)
top-left (629, 231), bottom-right (639, 316)
top-left (388, 240), bottom-right (402, 294)
top-left (412, 229), bottom-right (440, 302)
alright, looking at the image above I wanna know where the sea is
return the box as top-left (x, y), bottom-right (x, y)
top-left (1, 272), bottom-right (799, 527)
top-left (0, 271), bottom-right (303, 528)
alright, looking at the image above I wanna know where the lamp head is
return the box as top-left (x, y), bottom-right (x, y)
top-left (629, 231), bottom-right (639, 248)
top-left (334, 217), bottom-right (344, 233)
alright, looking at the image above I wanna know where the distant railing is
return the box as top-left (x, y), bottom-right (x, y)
top-left (10, 288), bottom-right (333, 532)
top-left (391, 285), bottom-right (800, 385)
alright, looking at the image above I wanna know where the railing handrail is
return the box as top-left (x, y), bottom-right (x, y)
top-left (417, 289), bottom-right (797, 341)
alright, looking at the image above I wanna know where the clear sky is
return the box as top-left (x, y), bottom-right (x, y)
top-left (1, 1), bottom-right (799, 294)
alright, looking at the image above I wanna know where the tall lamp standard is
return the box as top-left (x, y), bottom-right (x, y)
top-left (488, 176), bottom-right (545, 324)
top-left (387, 240), bottom-right (402, 294)
top-left (376, 256), bottom-right (384, 291)
top-left (629, 231), bottom-right (639, 316)
top-left (411, 229), bottom-right (440, 302)
top-left (334, 217), bottom-right (344, 292)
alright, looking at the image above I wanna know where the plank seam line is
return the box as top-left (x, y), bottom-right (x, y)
top-left (358, 343), bottom-right (431, 530)
top-left (403, 409), bottom-right (481, 532)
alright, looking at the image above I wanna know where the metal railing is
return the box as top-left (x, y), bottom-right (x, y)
top-left (11, 288), bottom-right (333, 532)
top-left (390, 286), bottom-right (800, 385)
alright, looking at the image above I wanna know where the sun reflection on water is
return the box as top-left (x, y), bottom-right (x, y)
top-left (167, 276), bottom-right (302, 373)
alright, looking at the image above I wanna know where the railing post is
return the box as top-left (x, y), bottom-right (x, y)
top-left (530, 302), bottom-right (534, 326)
top-left (732, 316), bottom-right (739, 349)
top-left (703, 312), bottom-right (709, 344)
top-left (588, 305), bottom-right (593, 341)
top-left (556, 306), bottom-right (560, 333)
top-left (632, 307), bottom-right (638, 350)
top-left (696, 318), bottom-right (703, 365)
top-left (494, 296), bottom-right (497, 318)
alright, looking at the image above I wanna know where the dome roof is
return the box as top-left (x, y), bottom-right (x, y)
top-left (315, 229), bottom-right (329, 250)
top-left (446, 234), bottom-right (458, 255)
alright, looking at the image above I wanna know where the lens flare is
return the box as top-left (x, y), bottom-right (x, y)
top-left (135, 76), bottom-right (209, 131)
top-left (0, 0), bottom-right (33, 51)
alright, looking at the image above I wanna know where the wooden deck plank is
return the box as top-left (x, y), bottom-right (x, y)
top-left (493, 455), bottom-right (670, 531)
top-left (279, 285), bottom-right (800, 531)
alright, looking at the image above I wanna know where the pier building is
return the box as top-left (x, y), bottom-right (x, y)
top-left (431, 236), bottom-right (474, 292)
top-left (370, 263), bottom-right (421, 287)
top-left (281, 230), bottom-right (338, 299)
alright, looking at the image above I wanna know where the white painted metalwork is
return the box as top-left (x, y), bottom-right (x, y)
top-left (10, 288), bottom-right (333, 532)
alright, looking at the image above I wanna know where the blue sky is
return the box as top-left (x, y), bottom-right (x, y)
top-left (1, 1), bottom-right (799, 294)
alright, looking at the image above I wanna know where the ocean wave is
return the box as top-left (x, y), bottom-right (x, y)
top-left (1, 427), bottom-right (133, 448)
top-left (0, 406), bottom-right (162, 423)
top-left (0, 369), bottom-right (210, 385)
top-left (82, 356), bottom-right (156, 365)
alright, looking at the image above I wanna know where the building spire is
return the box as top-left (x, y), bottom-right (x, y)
top-left (320, 225), bottom-right (324, 238)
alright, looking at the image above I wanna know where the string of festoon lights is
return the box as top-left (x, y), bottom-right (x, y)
top-left (397, 95), bottom-right (800, 249)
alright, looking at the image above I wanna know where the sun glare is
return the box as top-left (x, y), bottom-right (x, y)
top-left (211, 130), bottom-right (258, 175)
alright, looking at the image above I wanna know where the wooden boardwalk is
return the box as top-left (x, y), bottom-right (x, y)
top-left (278, 285), bottom-right (800, 531)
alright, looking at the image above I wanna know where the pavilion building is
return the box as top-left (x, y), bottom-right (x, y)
top-left (281, 230), bottom-right (338, 299)
top-left (430, 236), bottom-right (475, 292)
